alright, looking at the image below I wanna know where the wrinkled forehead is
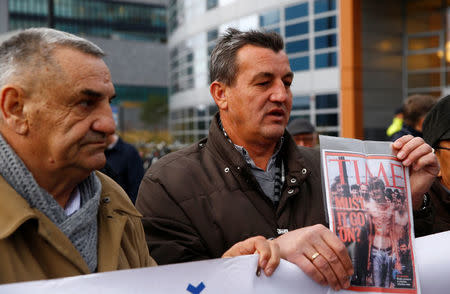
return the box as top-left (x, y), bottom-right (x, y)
top-left (235, 45), bottom-right (291, 74)
top-left (50, 47), bottom-right (112, 88)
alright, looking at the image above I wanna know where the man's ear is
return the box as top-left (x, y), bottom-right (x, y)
top-left (210, 81), bottom-right (228, 110)
top-left (0, 85), bottom-right (29, 135)
top-left (416, 117), bottom-right (425, 132)
top-left (435, 151), bottom-right (442, 178)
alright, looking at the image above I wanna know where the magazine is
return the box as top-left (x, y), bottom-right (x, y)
top-left (319, 135), bottom-right (420, 294)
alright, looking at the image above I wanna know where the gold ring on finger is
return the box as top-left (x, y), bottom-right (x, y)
top-left (310, 252), bottom-right (320, 261)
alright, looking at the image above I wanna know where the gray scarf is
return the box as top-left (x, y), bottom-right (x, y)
top-left (0, 134), bottom-right (101, 272)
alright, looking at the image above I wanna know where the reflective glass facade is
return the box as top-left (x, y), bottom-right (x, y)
top-left (170, 104), bottom-right (218, 144)
top-left (169, 0), bottom-right (237, 33)
top-left (8, 0), bottom-right (166, 42)
top-left (113, 85), bottom-right (168, 105)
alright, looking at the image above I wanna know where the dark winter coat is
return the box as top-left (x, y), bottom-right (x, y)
top-left (136, 114), bottom-right (327, 265)
top-left (104, 137), bottom-right (144, 204)
top-left (415, 179), bottom-right (450, 236)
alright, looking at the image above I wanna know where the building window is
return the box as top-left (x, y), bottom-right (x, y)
top-left (207, 29), bottom-right (218, 42)
top-left (285, 2), bottom-right (308, 21)
top-left (292, 96), bottom-right (310, 110)
top-left (285, 21), bottom-right (309, 37)
top-left (315, 34), bottom-right (337, 49)
top-left (286, 39), bottom-right (309, 54)
top-left (289, 115), bottom-right (310, 123)
top-left (314, 16), bottom-right (336, 32)
top-left (316, 113), bottom-right (338, 127)
top-left (314, 0), bottom-right (336, 14)
top-left (316, 94), bottom-right (338, 108)
top-left (315, 52), bottom-right (337, 68)
top-left (207, 0), bottom-right (218, 10)
top-left (260, 9), bottom-right (280, 27)
top-left (290, 56), bottom-right (310, 71)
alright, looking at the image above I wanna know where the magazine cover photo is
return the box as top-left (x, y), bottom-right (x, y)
top-left (320, 136), bottom-right (420, 294)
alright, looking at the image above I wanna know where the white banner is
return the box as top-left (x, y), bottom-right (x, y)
top-left (1, 231), bottom-right (449, 294)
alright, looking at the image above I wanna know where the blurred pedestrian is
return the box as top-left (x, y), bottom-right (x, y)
top-left (287, 118), bottom-right (318, 147)
top-left (390, 95), bottom-right (436, 141)
top-left (104, 134), bottom-right (145, 204)
top-left (386, 106), bottom-right (404, 138)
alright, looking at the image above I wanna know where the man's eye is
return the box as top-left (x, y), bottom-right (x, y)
top-left (79, 99), bottom-right (94, 107)
top-left (257, 81), bottom-right (270, 86)
top-left (284, 80), bottom-right (292, 87)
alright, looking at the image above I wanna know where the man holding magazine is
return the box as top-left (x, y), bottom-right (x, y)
top-left (137, 28), bottom-right (439, 291)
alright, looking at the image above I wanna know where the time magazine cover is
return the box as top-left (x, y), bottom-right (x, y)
top-left (319, 135), bottom-right (420, 294)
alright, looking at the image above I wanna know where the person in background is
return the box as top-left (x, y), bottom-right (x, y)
top-left (416, 95), bottom-right (450, 236)
top-left (287, 118), bottom-right (318, 147)
top-left (390, 95), bottom-right (436, 141)
top-left (104, 133), bottom-right (144, 204)
top-left (0, 28), bottom-right (280, 285)
top-left (137, 28), bottom-right (438, 291)
top-left (386, 106), bottom-right (404, 138)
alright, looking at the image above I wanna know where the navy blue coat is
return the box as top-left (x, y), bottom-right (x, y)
top-left (104, 137), bottom-right (144, 204)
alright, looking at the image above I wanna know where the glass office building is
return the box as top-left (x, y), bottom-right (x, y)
top-left (8, 0), bottom-right (166, 41)
top-left (168, 0), bottom-right (450, 144)
top-left (1, 0), bottom-right (168, 131)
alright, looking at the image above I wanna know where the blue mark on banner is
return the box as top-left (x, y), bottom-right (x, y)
top-left (186, 282), bottom-right (205, 294)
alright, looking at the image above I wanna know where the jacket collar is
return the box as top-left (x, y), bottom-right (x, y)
top-left (0, 175), bottom-right (36, 239)
top-left (207, 113), bottom-right (250, 171)
top-left (206, 113), bottom-right (317, 227)
top-left (0, 172), bottom-right (140, 240)
top-left (207, 112), bottom-right (312, 177)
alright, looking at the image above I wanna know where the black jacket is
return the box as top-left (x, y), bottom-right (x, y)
top-left (136, 114), bottom-right (326, 265)
top-left (415, 179), bottom-right (450, 236)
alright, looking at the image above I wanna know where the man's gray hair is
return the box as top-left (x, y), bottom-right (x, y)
top-left (0, 27), bottom-right (105, 88)
top-left (209, 28), bottom-right (284, 86)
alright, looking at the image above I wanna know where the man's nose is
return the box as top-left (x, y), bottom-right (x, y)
top-left (270, 80), bottom-right (290, 102)
top-left (92, 102), bottom-right (116, 135)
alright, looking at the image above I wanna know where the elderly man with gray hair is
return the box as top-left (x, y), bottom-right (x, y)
top-left (0, 27), bottom-right (156, 283)
top-left (0, 28), bottom-right (280, 284)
